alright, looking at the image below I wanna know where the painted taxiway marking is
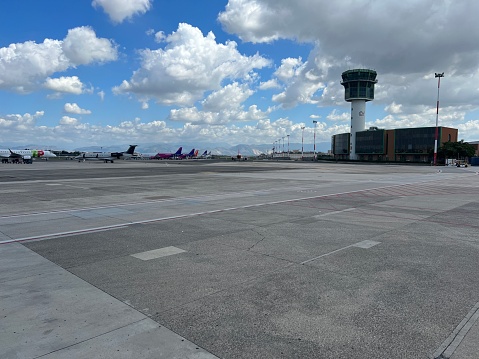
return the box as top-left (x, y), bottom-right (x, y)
top-left (0, 175), bottom-right (456, 220)
top-left (0, 176), bottom-right (468, 245)
top-left (300, 240), bottom-right (381, 265)
top-left (313, 207), bottom-right (356, 218)
top-left (131, 246), bottom-right (186, 261)
top-left (0, 226), bottom-right (129, 244)
top-left (352, 240), bottom-right (381, 249)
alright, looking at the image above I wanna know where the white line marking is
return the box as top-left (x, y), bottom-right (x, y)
top-left (0, 226), bottom-right (129, 244)
top-left (300, 240), bottom-right (381, 265)
top-left (352, 240), bottom-right (381, 249)
top-left (314, 207), bottom-right (356, 218)
top-left (131, 246), bottom-right (186, 261)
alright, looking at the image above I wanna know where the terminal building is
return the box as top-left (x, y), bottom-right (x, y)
top-left (332, 69), bottom-right (458, 163)
top-left (332, 126), bottom-right (458, 163)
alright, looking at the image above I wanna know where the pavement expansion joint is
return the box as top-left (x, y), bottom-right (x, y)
top-left (432, 302), bottom-right (479, 359)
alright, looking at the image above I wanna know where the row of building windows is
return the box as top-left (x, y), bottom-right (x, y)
top-left (331, 127), bottom-right (457, 159)
top-left (341, 70), bottom-right (377, 82)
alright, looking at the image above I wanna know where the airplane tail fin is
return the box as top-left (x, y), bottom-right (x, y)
top-left (201, 150), bottom-right (207, 156)
top-left (174, 147), bottom-right (183, 156)
top-left (188, 149), bottom-right (195, 156)
top-left (194, 150), bottom-right (199, 157)
top-left (8, 149), bottom-right (22, 158)
top-left (125, 145), bottom-right (137, 155)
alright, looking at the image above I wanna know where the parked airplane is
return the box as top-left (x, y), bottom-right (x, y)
top-left (150, 147), bottom-right (182, 160)
top-left (178, 148), bottom-right (196, 159)
top-left (200, 150), bottom-right (211, 159)
top-left (0, 149), bottom-right (57, 163)
top-left (75, 145), bottom-right (137, 163)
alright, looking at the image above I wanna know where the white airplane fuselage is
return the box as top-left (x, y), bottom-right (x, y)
top-left (0, 149), bottom-right (57, 160)
top-left (75, 145), bottom-right (137, 163)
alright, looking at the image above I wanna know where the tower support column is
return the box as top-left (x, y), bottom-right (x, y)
top-left (350, 100), bottom-right (366, 160)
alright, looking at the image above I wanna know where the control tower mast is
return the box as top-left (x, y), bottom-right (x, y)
top-left (341, 69), bottom-right (377, 160)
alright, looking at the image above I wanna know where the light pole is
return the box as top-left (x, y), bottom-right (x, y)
top-left (272, 141), bottom-right (275, 158)
top-left (282, 136), bottom-right (285, 154)
top-left (287, 134), bottom-right (290, 156)
top-left (301, 126), bottom-right (305, 160)
top-left (313, 120), bottom-right (318, 161)
top-left (434, 72), bottom-right (444, 166)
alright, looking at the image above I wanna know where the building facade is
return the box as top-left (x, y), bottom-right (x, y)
top-left (332, 126), bottom-right (458, 163)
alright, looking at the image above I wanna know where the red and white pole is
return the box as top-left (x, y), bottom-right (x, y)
top-left (434, 72), bottom-right (444, 166)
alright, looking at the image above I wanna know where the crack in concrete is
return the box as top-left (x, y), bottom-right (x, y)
top-left (247, 229), bottom-right (267, 251)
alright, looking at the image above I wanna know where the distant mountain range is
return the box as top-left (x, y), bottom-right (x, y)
top-left (7, 142), bottom-right (331, 156)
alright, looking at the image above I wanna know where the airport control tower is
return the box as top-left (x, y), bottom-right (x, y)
top-left (341, 69), bottom-right (377, 160)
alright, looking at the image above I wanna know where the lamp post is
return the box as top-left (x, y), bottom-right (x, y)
top-left (313, 120), bottom-right (318, 161)
top-left (301, 126), bottom-right (305, 160)
top-left (434, 72), bottom-right (444, 166)
top-left (282, 136), bottom-right (285, 154)
top-left (287, 134), bottom-right (290, 156)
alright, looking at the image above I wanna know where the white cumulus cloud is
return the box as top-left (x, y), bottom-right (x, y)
top-left (259, 79), bottom-right (281, 90)
top-left (0, 27), bottom-right (117, 93)
top-left (219, 0), bottom-right (479, 75)
top-left (64, 103), bottom-right (92, 115)
top-left (0, 111), bottom-right (45, 138)
top-left (92, 0), bottom-right (152, 23)
top-left (167, 82), bottom-right (270, 125)
top-left (59, 116), bottom-right (80, 125)
top-left (274, 57), bottom-right (303, 82)
top-left (44, 76), bottom-right (84, 95)
top-left (219, 0), bottom-right (479, 116)
top-left (202, 83), bottom-right (253, 112)
top-left (326, 109), bottom-right (349, 122)
top-left (62, 26), bottom-right (118, 66)
top-left (113, 23), bottom-right (271, 106)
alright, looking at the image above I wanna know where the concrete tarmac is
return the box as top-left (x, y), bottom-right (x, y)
top-left (1, 160), bottom-right (478, 358)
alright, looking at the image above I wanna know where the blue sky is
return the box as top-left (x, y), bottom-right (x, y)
top-left (1, 0), bottom-right (479, 151)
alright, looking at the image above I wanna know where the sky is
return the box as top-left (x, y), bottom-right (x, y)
top-left (1, 0), bottom-right (479, 151)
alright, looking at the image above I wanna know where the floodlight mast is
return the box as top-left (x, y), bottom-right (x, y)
top-left (434, 72), bottom-right (444, 166)
top-left (301, 126), bottom-right (305, 159)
